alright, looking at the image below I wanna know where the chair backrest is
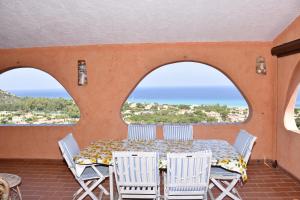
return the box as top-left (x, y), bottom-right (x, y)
top-left (163, 124), bottom-right (193, 140)
top-left (166, 151), bottom-right (212, 194)
top-left (128, 124), bottom-right (156, 140)
top-left (58, 133), bottom-right (80, 168)
top-left (113, 151), bottom-right (159, 188)
top-left (233, 130), bottom-right (257, 163)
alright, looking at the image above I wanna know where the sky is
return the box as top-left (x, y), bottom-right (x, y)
top-left (0, 62), bottom-right (234, 90)
top-left (137, 62), bottom-right (234, 88)
top-left (0, 68), bottom-right (65, 90)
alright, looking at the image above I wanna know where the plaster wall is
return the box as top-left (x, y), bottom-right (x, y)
top-left (274, 16), bottom-right (300, 46)
top-left (0, 42), bottom-right (274, 160)
top-left (274, 16), bottom-right (300, 179)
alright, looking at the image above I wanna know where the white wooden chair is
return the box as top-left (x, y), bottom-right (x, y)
top-left (163, 124), bottom-right (193, 140)
top-left (208, 130), bottom-right (257, 200)
top-left (164, 151), bottom-right (212, 200)
top-left (128, 124), bottom-right (156, 140)
top-left (112, 151), bottom-right (160, 200)
top-left (58, 133), bottom-right (109, 200)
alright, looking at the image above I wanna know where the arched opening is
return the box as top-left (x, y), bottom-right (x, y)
top-left (284, 60), bottom-right (300, 133)
top-left (0, 67), bottom-right (80, 125)
top-left (121, 62), bottom-right (250, 124)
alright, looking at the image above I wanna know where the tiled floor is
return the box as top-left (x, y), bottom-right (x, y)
top-left (0, 159), bottom-right (300, 200)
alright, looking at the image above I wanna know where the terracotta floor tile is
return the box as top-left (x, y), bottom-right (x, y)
top-left (0, 159), bottom-right (300, 200)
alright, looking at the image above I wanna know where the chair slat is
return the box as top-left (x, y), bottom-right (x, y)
top-left (58, 133), bottom-right (80, 168)
top-left (124, 157), bottom-right (130, 184)
top-left (163, 124), bottom-right (193, 140)
top-left (128, 124), bottom-right (156, 141)
top-left (233, 129), bottom-right (257, 163)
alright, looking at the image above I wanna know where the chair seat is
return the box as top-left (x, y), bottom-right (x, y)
top-left (210, 167), bottom-right (241, 180)
top-left (168, 186), bottom-right (206, 197)
top-left (169, 186), bottom-right (206, 192)
top-left (120, 186), bottom-right (158, 194)
top-left (80, 165), bottom-right (109, 180)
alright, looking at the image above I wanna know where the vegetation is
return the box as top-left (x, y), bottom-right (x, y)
top-left (0, 89), bottom-right (79, 125)
top-left (3, 87), bottom-right (299, 127)
top-left (122, 102), bottom-right (248, 124)
top-left (295, 108), bottom-right (300, 129)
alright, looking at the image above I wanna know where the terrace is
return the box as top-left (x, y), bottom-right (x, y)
top-left (0, 1), bottom-right (300, 199)
top-left (1, 159), bottom-right (300, 200)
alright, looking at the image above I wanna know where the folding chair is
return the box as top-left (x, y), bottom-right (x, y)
top-left (208, 130), bottom-right (257, 200)
top-left (112, 151), bottom-right (160, 199)
top-left (58, 133), bottom-right (109, 200)
top-left (164, 151), bottom-right (212, 200)
top-left (128, 124), bottom-right (156, 140)
top-left (163, 124), bottom-right (193, 140)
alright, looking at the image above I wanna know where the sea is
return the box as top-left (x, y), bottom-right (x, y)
top-left (8, 89), bottom-right (72, 99)
top-left (128, 87), bottom-right (248, 107)
top-left (6, 87), bottom-right (300, 108)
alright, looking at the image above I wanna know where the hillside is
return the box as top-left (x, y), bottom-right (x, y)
top-left (0, 89), bottom-right (21, 103)
top-left (0, 89), bottom-right (80, 124)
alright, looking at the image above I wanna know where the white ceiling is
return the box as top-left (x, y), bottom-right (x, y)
top-left (0, 0), bottom-right (299, 49)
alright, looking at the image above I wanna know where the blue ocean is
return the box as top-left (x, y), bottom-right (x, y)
top-left (8, 89), bottom-right (72, 99)
top-left (128, 87), bottom-right (248, 107)
top-left (7, 87), bottom-right (300, 108)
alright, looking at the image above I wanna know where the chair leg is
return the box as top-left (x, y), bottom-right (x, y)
top-left (16, 186), bottom-right (22, 200)
top-left (204, 192), bottom-right (208, 200)
top-left (210, 178), bottom-right (241, 200)
top-left (109, 166), bottom-right (114, 200)
top-left (10, 186), bottom-right (23, 200)
top-left (163, 171), bottom-right (167, 200)
top-left (73, 187), bottom-right (83, 199)
top-left (222, 181), bottom-right (242, 199)
top-left (98, 184), bottom-right (110, 195)
top-left (73, 180), bottom-right (93, 199)
top-left (99, 190), bottom-right (104, 200)
top-left (208, 182), bottom-right (216, 200)
top-left (77, 178), bottom-right (104, 200)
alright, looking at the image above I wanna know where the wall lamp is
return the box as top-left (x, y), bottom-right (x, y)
top-left (78, 60), bottom-right (87, 86)
top-left (256, 56), bottom-right (267, 75)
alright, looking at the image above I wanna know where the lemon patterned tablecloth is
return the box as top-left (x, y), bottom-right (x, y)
top-left (74, 139), bottom-right (247, 181)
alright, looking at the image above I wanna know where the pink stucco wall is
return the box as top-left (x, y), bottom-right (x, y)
top-left (274, 16), bottom-right (300, 180)
top-left (0, 42), bottom-right (275, 160)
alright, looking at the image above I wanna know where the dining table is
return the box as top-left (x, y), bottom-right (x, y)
top-left (74, 139), bottom-right (247, 200)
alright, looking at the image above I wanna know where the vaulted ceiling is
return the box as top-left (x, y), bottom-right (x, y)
top-left (0, 0), bottom-right (299, 48)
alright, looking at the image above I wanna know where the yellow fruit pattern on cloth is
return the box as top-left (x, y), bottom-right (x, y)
top-left (74, 139), bottom-right (248, 181)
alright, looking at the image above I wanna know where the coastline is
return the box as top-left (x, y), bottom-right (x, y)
top-left (122, 102), bottom-right (249, 124)
top-left (127, 101), bottom-right (249, 108)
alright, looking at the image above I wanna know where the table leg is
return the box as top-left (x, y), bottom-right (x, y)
top-left (17, 186), bottom-right (22, 200)
top-left (109, 165), bottom-right (114, 200)
top-left (11, 186), bottom-right (22, 200)
top-left (163, 171), bottom-right (167, 200)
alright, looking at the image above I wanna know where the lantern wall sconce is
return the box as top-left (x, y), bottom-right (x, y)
top-left (78, 60), bottom-right (87, 86)
top-left (256, 56), bottom-right (267, 75)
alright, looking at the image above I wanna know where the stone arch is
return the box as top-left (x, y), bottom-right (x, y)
top-left (0, 67), bottom-right (80, 125)
top-left (121, 61), bottom-right (250, 124)
top-left (284, 60), bottom-right (300, 132)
